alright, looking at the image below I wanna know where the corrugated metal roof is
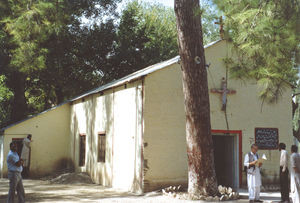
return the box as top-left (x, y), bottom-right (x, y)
top-left (1, 39), bottom-right (222, 132)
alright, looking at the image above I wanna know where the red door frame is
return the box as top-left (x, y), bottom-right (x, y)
top-left (211, 129), bottom-right (243, 187)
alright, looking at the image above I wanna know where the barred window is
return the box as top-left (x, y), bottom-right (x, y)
top-left (79, 134), bottom-right (86, 166)
top-left (98, 132), bottom-right (106, 163)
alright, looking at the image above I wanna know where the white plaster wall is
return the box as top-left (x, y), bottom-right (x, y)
top-left (70, 81), bottom-right (143, 193)
top-left (206, 41), bottom-right (293, 185)
top-left (143, 64), bottom-right (187, 191)
top-left (2, 103), bottom-right (71, 177)
top-left (143, 40), bottom-right (293, 190)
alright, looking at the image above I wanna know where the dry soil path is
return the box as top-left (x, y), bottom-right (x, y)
top-left (0, 179), bottom-right (277, 203)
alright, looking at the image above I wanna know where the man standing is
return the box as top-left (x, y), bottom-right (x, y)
top-left (279, 143), bottom-right (289, 202)
top-left (244, 144), bottom-right (263, 203)
top-left (290, 145), bottom-right (300, 203)
top-left (21, 134), bottom-right (32, 178)
top-left (7, 142), bottom-right (25, 203)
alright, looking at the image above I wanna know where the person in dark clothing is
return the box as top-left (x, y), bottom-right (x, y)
top-left (279, 142), bottom-right (289, 202)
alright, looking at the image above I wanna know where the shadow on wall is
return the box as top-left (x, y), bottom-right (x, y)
top-left (260, 168), bottom-right (279, 185)
top-left (2, 158), bottom-right (75, 179)
top-left (84, 97), bottom-right (95, 172)
top-left (241, 168), bottom-right (280, 187)
top-left (74, 93), bottom-right (115, 186)
top-left (71, 85), bottom-right (143, 192)
top-left (30, 158), bottom-right (75, 178)
top-left (53, 157), bottom-right (75, 173)
top-left (130, 86), bottom-right (143, 193)
top-left (95, 93), bottom-right (114, 186)
top-left (72, 109), bottom-right (80, 169)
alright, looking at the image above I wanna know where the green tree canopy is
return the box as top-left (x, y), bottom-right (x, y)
top-left (0, 0), bottom-right (120, 125)
top-left (0, 75), bottom-right (13, 127)
top-left (0, 0), bottom-right (220, 127)
top-left (214, 0), bottom-right (300, 103)
top-left (111, 0), bottom-right (179, 80)
top-left (112, 0), bottom-right (220, 80)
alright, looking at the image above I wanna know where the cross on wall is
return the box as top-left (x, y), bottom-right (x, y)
top-left (210, 77), bottom-right (236, 111)
top-left (215, 16), bottom-right (225, 39)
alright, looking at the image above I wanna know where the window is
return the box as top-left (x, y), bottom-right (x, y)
top-left (98, 132), bottom-right (106, 163)
top-left (79, 134), bottom-right (86, 166)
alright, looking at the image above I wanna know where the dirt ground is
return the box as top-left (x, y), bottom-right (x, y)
top-left (0, 178), bottom-right (256, 203)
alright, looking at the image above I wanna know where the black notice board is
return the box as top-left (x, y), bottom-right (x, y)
top-left (255, 128), bottom-right (279, 149)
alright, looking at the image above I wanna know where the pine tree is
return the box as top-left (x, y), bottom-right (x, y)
top-left (214, 0), bottom-right (300, 103)
top-left (175, 0), bottom-right (218, 197)
top-left (0, 0), bottom-right (120, 123)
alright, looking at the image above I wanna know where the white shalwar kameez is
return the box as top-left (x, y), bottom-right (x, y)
top-left (244, 152), bottom-right (262, 201)
top-left (21, 137), bottom-right (31, 167)
top-left (290, 152), bottom-right (300, 203)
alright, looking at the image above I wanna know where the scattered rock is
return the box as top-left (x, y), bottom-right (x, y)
top-left (162, 185), bottom-right (239, 201)
top-left (218, 185), bottom-right (226, 195)
top-left (162, 185), bottom-right (182, 194)
top-left (49, 172), bottom-right (94, 184)
top-left (225, 194), bottom-right (229, 200)
top-left (218, 185), bottom-right (239, 201)
top-left (213, 196), bottom-right (220, 202)
top-left (182, 193), bottom-right (189, 199)
top-left (145, 191), bottom-right (161, 197)
top-left (199, 195), bottom-right (206, 200)
top-left (205, 196), bottom-right (213, 201)
top-left (232, 192), bottom-right (239, 199)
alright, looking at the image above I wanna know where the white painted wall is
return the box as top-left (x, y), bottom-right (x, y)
top-left (143, 40), bottom-right (293, 190)
top-left (70, 81), bottom-right (143, 193)
top-left (2, 103), bottom-right (71, 177)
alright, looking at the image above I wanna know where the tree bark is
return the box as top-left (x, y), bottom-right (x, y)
top-left (292, 100), bottom-right (300, 142)
top-left (55, 86), bottom-right (65, 104)
top-left (9, 71), bottom-right (27, 123)
top-left (174, 0), bottom-right (218, 196)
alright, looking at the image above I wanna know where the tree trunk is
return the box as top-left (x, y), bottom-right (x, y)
top-left (55, 86), bottom-right (65, 104)
top-left (174, 0), bottom-right (218, 196)
top-left (292, 100), bottom-right (300, 142)
top-left (9, 71), bottom-right (27, 123)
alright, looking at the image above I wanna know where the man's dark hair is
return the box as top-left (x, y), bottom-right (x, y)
top-left (251, 144), bottom-right (258, 149)
top-left (291, 145), bottom-right (298, 153)
top-left (9, 142), bottom-right (15, 148)
top-left (279, 143), bottom-right (286, 150)
top-left (27, 134), bottom-right (32, 139)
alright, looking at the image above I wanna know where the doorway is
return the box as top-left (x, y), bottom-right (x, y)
top-left (212, 133), bottom-right (238, 188)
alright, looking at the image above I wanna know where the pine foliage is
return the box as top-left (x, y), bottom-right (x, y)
top-left (215, 0), bottom-right (300, 103)
top-left (113, 0), bottom-right (220, 80)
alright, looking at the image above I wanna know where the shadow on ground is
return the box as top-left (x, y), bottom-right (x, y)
top-left (0, 179), bottom-right (281, 203)
top-left (0, 179), bottom-right (142, 203)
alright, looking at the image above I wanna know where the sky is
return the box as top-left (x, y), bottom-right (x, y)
top-left (82, 0), bottom-right (174, 24)
top-left (144, 0), bottom-right (174, 7)
top-left (120, 0), bottom-right (174, 8)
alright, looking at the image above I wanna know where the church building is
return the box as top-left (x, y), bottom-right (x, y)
top-left (0, 40), bottom-right (293, 193)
